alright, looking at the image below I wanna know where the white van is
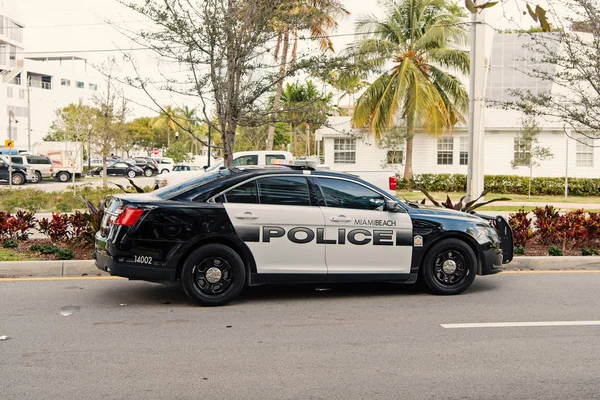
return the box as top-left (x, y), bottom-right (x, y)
top-left (152, 157), bottom-right (175, 174)
top-left (155, 151), bottom-right (294, 187)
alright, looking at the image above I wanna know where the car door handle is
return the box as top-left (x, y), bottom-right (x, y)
top-left (331, 215), bottom-right (351, 223)
top-left (235, 212), bottom-right (258, 220)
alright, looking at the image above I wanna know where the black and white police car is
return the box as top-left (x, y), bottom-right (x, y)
top-left (95, 161), bottom-right (513, 306)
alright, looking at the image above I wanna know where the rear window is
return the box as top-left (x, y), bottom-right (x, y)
top-left (153, 169), bottom-right (232, 200)
top-left (27, 156), bottom-right (52, 164)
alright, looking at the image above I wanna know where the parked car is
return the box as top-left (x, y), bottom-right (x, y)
top-left (152, 157), bottom-right (175, 174)
top-left (0, 157), bottom-right (36, 185)
top-left (89, 161), bottom-right (144, 178)
top-left (172, 164), bottom-right (204, 172)
top-left (155, 151), bottom-right (294, 188)
top-left (7, 154), bottom-right (53, 183)
top-left (125, 157), bottom-right (159, 177)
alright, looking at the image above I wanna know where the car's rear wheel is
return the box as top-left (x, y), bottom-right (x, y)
top-left (31, 171), bottom-right (42, 183)
top-left (127, 170), bottom-right (136, 179)
top-left (144, 168), bottom-right (153, 177)
top-left (161, 168), bottom-right (169, 174)
top-left (419, 239), bottom-right (477, 295)
top-left (180, 244), bottom-right (246, 306)
top-left (98, 170), bottom-right (104, 177)
top-left (11, 173), bottom-right (25, 185)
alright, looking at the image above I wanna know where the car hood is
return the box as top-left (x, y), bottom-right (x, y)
top-left (405, 204), bottom-right (485, 223)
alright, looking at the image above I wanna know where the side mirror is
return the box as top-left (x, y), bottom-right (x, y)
top-left (386, 200), bottom-right (404, 213)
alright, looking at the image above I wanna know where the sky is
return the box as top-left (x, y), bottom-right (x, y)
top-left (2, 0), bottom-right (555, 118)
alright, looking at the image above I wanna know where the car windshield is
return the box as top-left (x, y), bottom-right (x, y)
top-left (204, 161), bottom-right (223, 172)
top-left (153, 169), bottom-right (231, 199)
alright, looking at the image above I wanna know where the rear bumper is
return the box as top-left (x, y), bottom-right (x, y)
top-left (95, 245), bottom-right (176, 283)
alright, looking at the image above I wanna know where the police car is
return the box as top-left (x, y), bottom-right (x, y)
top-left (95, 161), bottom-right (513, 306)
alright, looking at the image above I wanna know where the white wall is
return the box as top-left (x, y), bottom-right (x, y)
top-left (323, 130), bottom-right (599, 179)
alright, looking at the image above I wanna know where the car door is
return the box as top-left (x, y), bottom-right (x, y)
top-left (315, 176), bottom-right (413, 275)
top-left (221, 175), bottom-right (326, 276)
top-left (108, 163), bottom-right (126, 175)
top-left (0, 159), bottom-right (8, 181)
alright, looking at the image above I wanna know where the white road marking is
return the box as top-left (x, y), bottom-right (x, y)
top-left (441, 321), bottom-right (600, 329)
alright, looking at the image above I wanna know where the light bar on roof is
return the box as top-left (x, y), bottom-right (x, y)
top-left (269, 159), bottom-right (317, 167)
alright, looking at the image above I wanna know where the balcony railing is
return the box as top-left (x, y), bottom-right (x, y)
top-left (29, 79), bottom-right (52, 90)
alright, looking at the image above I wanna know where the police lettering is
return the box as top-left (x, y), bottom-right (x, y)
top-left (260, 226), bottom-right (405, 246)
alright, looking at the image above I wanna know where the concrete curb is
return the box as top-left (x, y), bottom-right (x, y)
top-left (504, 256), bottom-right (600, 270)
top-left (1, 256), bottom-right (600, 278)
top-left (0, 260), bottom-right (107, 278)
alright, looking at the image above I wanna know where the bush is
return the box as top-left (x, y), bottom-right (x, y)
top-left (514, 246), bottom-right (525, 255)
top-left (398, 173), bottom-right (600, 196)
top-left (56, 248), bottom-right (75, 260)
top-left (0, 211), bottom-right (37, 241)
top-left (30, 244), bottom-right (61, 254)
top-left (3, 239), bottom-right (18, 248)
top-left (37, 213), bottom-right (72, 243)
top-left (508, 208), bottom-right (535, 247)
top-left (533, 206), bottom-right (560, 246)
top-left (548, 246), bottom-right (563, 256)
top-left (582, 248), bottom-right (598, 256)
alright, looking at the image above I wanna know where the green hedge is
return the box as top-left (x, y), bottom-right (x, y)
top-left (396, 173), bottom-right (600, 196)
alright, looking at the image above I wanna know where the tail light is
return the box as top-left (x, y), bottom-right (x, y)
top-left (389, 176), bottom-right (397, 191)
top-left (114, 206), bottom-right (144, 227)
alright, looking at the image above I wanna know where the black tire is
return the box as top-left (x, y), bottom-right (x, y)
top-left (127, 170), bottom-right (136, 179)
top-left (180, 244), bottom-right (246, 306)
top-left (161, 169), bottom-right (169, 174)
top-left (11, 173), bottom-right (25, 185)
top-left (98, 170), bottom-right (104, 178)
top-left (144, 168), bottom-right (154, 177)
top-left (57, 171), bottom-right (70, 182)
top-left (419, 239), bottom-right (477, 295)
top-left (31, 171), bottom-right (42, 183)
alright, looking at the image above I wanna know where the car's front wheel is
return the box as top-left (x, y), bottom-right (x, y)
top-left (161, 168), bottom-right (169, 174)
top-left (144, 168), bottom-right (154, 177)
top-left (180, 244), bottom-right (246, 306)
top-left (11, 172), bottom-right (25, 185)
top-left (419, 239), bottom-right (477, 295)
top-left (57, 171), bottom-right (70, 182)
top-left (127, 170), bottom-right (136, 179)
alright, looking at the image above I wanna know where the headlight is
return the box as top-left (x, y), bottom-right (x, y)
top-left (468, 226), bottom-right (499, 244)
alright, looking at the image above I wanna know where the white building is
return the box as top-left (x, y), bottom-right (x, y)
top-left (317, 32), bottom-right (598, 182)
top-left (1, 13), bottom-right (100, 152)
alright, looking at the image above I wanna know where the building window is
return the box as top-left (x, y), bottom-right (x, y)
top-left (76, 81), bottom-right (85, 89)
top-left (437, 137), bottom-right (454, 165)
top-left (61, 79), bottom-right (71, 87)
top-left (7, 86), bottom-right (13, 98)
top-left (19, 89), bottom-right (25, 100)
top-left (89, 83), bottom-right (98, 91)
top-left (459, 137), bottom-right (469, 165)
top-left (576, 137), bottom-right (594, 167)
top-left (513, 137), bottom-right (531, 166)
top-left (387, 150), bottom-right (403, 164)
top-left (334, 138), bottom-right (356, 163)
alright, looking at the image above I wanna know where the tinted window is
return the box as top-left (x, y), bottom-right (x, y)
top-left (265, 154), bottom-right (286, 165)
top-left (11, 156), bottom-right (23, 164)
top-left (224, 180), bottom-right (258, 204)
top-left (318, 178), bottom-right (385, 211)
top-left (257, 176), bottom-right (310, 206)
top-left (27, 156), bottom-right (52, 164)
top-left (233, 155), bottom-right (258, 166)
top-left (113, 163), bottom-right (128, 168)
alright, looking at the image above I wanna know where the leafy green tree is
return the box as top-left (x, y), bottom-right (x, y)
top-left (117, 117), bottom-right (156, 157)
top-left (511, 116), bottom-right (554, 198)
top-left (45, 101), bottom-right (97, 143)
top-left (165, 141), bottom-right (194, 164)
top-left (352, 0), bottom-right (470, 181)
top-left (152, 106), bottom-right (186, 147)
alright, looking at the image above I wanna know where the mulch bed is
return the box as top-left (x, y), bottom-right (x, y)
top-left (8, 239), bottom-right (94, 261)
top-left (517, 240), bottom-right (600, 257)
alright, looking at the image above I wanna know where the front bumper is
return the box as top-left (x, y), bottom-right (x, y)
top-left (480, 246), bottom-right (503, 275)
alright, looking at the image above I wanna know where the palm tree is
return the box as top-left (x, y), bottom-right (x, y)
top-left (280, 80), bottom-right (333, 156)
top-left (152, 106), bottom-right (186, 147)
top-left (179, 105), bottom-right (198, 153)
top-left (352, 0), bottom-right (470, 181)
top-left (327, 68), bottom-right (369, 111)
top-left (266, 0), bottom-right (349, 150)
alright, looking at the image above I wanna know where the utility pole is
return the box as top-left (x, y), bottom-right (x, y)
top-left (466, 9), bottom-right (487, 202)
top-left (27, 78), bottom-right (31, 152)
top-left (207, 125), bottom-right (211, 167)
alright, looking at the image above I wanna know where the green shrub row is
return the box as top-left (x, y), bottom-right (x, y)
top-left (396, 173), bottom-right (600, 196)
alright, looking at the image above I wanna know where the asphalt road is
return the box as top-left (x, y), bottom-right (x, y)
top-left (1, 272), bottom-right (599, 399)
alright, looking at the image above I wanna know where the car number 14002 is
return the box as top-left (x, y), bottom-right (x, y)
top-left (134, 255), bottom-right (153, 264)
